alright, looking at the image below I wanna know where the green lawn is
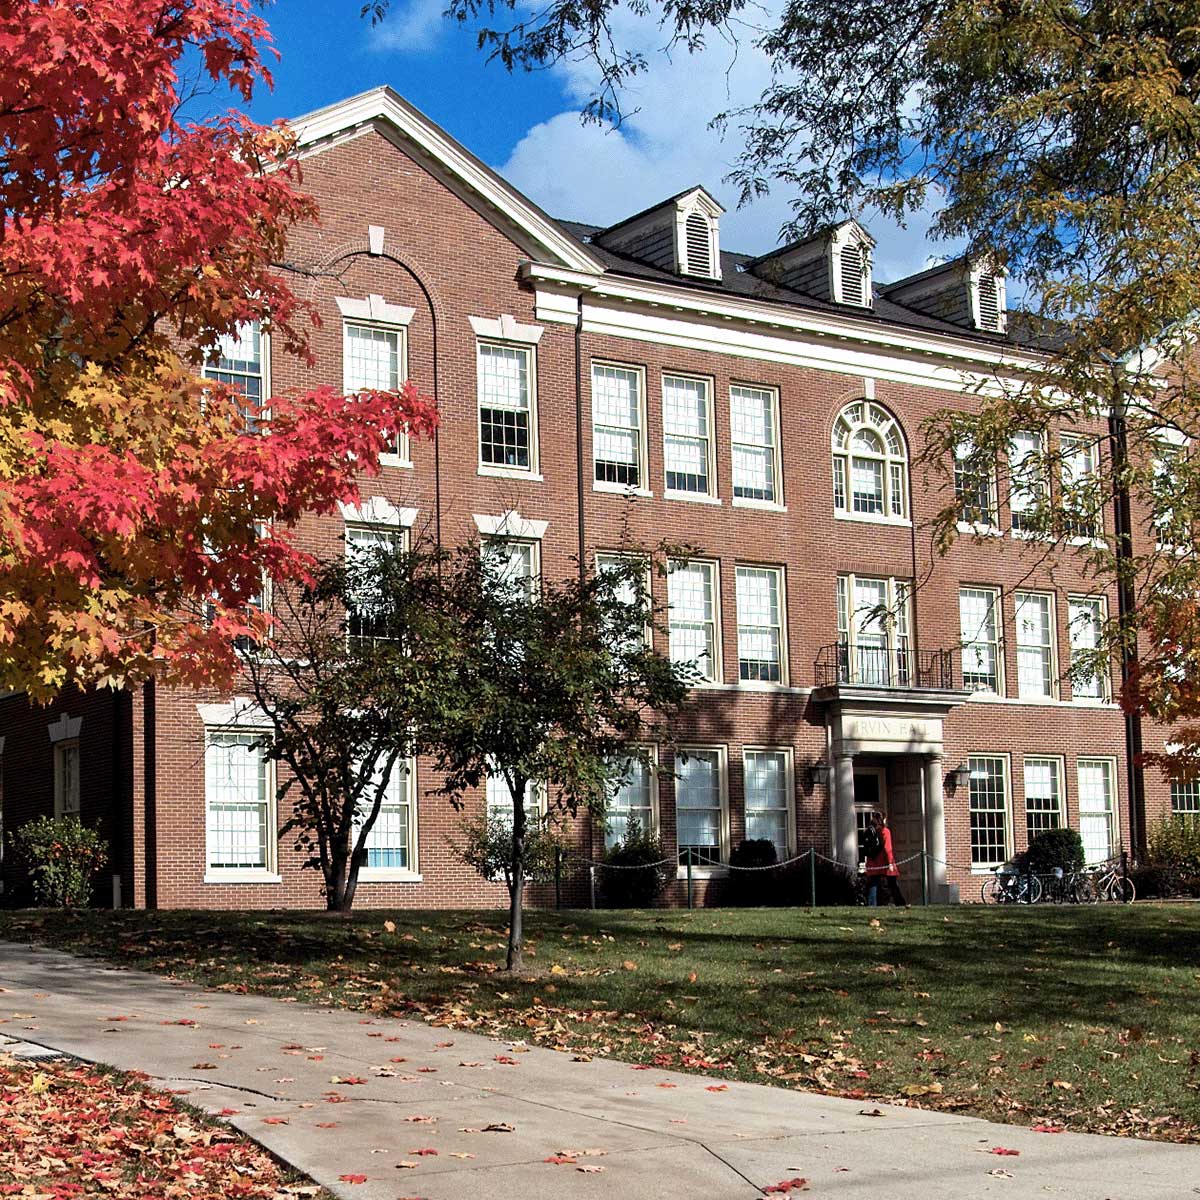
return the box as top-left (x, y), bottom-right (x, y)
top-left (3, 904), bottom-right (1198, 1142)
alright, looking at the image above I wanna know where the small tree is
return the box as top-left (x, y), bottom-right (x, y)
top-left (430, 544), bottom-right (695, 971)
top-left (12, 816), bottom-right (107, 908)
top-left (241, 540), bottom-right (454, 911)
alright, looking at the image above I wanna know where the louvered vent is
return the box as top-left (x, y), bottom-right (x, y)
top-left (839, 243), bottom-right (866, 306)
top-left (684, 211), bottom-right (713, 276)
top-left (977, 274), bottom-right (1002, 330)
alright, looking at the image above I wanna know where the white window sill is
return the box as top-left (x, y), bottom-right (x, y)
top-left (834, 511), bottom-right (911, 528)
top-left (203, 871), bottom-right (282, 885)
top-left (664, 490), bottom-right (721, 505)
top-left (956, 521), bottom-right (1002, 537)
top-left (965, 693), bottom-right (1115, 709)
top-left (732, 496), bottom-right (786, 512)
top-left (357, 870), bottom-right (423, 883)
top-left (1068, 536), bottom-right (1107, 549)
top-left (379, 454), bottom-right (414, 469)
top-left (1010, 527), bottom-right (1054, 543)
top-left (676, 865), bottom-right (728, 880)
top-left (593, 481), bottom-right (653, 498)
top-left (971, 865), bottom-right (1006, 876)
top-left (478, 465), bottom-right (543, 482)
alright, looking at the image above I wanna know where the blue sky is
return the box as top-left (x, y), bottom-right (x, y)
top-left (228, 0), bottom-right (947, 276)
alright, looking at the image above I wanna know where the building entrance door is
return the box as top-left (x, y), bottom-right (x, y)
top-left (853, 769), bottom-right (885, 870)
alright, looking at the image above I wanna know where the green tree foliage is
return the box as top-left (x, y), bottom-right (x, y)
top-left (12, 816), bottom-right (107, 907)
top-left (428, 544), bottom-right (695, 970)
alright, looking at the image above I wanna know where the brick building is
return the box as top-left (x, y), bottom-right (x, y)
top-left (0, 87), bottom-right (1182, 909)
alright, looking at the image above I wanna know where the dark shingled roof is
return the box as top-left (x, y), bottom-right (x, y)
top-left (556, 219), bottom-right (1053, 353)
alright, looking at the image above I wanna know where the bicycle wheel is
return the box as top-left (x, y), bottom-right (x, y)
top-left (1070, 874), bottom-right (1098, 904)
top-left (1024, 875), bottom-right (1043, 904)
top-left (1111, 875), bottom-right (1136, 904)
top-left (981, 876), bottom-right (1005, 904)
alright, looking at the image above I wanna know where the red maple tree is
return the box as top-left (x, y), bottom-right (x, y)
top-left (0, 0), bottom-right (437, 698)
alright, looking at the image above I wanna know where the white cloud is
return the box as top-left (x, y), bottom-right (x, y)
top-left (366, 0), bottom-right (446, 54)
top-left (499, 10), bottom-right (955, 277)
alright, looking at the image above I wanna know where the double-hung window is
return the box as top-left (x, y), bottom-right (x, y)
top-left (1151, 441), bottom-right (1188, 550)
top-left (836, 574), bottom-right (911, 686)
top-left (203, 320), bottom-right (266, 428)
top-left (486, 770), bottom-right (541, 829)
top-left (731, 384), bottom-right (780, 504)
top-left (592, 363), bottom-right (646, 490)
top-left (478, 342), bottom-right (536, 473)
top-left (1068, 596), bottom-right (1107, 701)
top-left (743, 749), bottom-right (791, 860)
top-left (604, 754), bottom-right (657, 848)
top-left (663, 374), bottom-right (715, 497)
top-left (667, 559), bottom-right (720, 682)
top-left (53, 741), bottom-right (80, 818)
top-left (1060, 434), bottom-right (1101, 539)
top-left (205, 729), bottom-right (274, 876)
top-left (675, 748), bottom-right (726, 866)
top-left (1014, 591), bottom-right (1056, 699)
top-left (954, 437), bottom-right (997, 526)
top-left (345, 524), bottom-right (404, 646)
top-left (1008, 431), bottom-right (1047, 534)
top-left (959, 586), bottom-right (1003, 694)
top-left (355, 758), bottom-right (416, 874)
top-left (1077, 759), bottom-right (1116, 863)
top-left (1171, 779), bottom-right (1200, 825)
top-left (344, 321), bottom-right (406, 460)
top-left (967, 755), bottom-right (1010, 868)
top-left (1023, 757), bottom-right (1063, 842)
top-left (596, 552), bottom-right (652, 649)
top-left (482, 536), bottom-right (539, 601)
top-left (735, 565), bottom-right (785, 683)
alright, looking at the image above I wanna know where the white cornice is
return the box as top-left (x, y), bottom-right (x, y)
top-left (339, 497), bottom-right (418, 527)
top-left (287, 88), bottom-right (603, 276)
top-left (473, 511), bottom-right (549, 541)
top-left (521, 261), bottom-right (1042, 382)
top-left (468, 313), bottom-right (544, 344)
top-left (336, 294), bottom-right (416, 326)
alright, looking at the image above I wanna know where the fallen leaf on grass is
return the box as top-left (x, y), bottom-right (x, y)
top-left (622, 960), bottom-right (638, 971)
top-left (900, 1082), bottom-right (943, 1097)
top-left (383, 920), bottom-right (396, 933)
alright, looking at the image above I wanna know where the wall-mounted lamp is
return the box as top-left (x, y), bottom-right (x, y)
top-left (948, 762), bottom-right (972, 792)
top-left (809, 761), bottom-right (830, 788)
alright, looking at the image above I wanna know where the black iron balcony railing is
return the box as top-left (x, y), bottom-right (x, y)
top-left (814, 642), bottom-right (957, 690)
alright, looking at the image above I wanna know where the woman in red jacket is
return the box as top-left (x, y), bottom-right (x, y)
top-left (864, 811), bottom-right (907, 907)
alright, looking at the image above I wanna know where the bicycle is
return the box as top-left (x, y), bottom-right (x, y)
top-left (981, 866), bottom-right (1043, 904)
top-left (1091, 858), bottom-right (1136, 904)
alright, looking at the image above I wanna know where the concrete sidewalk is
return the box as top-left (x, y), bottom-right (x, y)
top-left (1, 941), bottom-right (1195, 1199)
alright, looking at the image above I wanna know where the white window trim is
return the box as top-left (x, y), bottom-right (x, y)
top-left (1007, 430), bottom-right (1048, 535)
top-left (1067, 593), bottom-right (1110, 704)
top-left (1076, 756), bottom-right (1119, 864)
top-left (600, 747), bottom-right (661, 846)
top-left (667, 557), bottom-right (723, 685)
top-left (338, 497), bottom-right (418, 529)
top-left (674, 200), bottom-right (722, 281)
top-left (473, 511), bottom-right (548, 541)
top-left (735, 563), bottom-right (789, 687)
top-left (341, 308), bottom-right (412, 467)
top-left (674, 744), bottom-right (730, 877)
top-left (662, 372), bottom-right (719, 502)
top-left (595, 550), bottom-right (654, 647)
top-left (969, 263), bottom-right (1008, 333)
top-left (828, 227), bottom-right (874, 308)
top-left (356, 756), bottom-right (422, 883)
top-left (202, 322), bottom-right (271, 420)
top-left (967, 752), bottom-right (1014, 873)
top-left (202, 725), bottom-right (280, 884)
top-left (729, 382), bottom-right (784, 508)
top-left (742, 745), bottom-right (796, 858)
top-left (831, 400), bottom-right (910, 523)
top-left (1013, 589), bottom-right (1059, 701)
top-left (591, 360), bottom-right (651, 497)
top-left (476, 339), bottom-right (540, 477)
top-left (47, 713), bottom-right (82, 744)
top-left (468, 313), bottom-right (544, 344)
top-left (1022, 754), bottom-right (1066, 840)
top-left (959, 584), bottom-right (1005, 697)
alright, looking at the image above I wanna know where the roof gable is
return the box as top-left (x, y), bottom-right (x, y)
top-left (287, 87), bottom-right (604, 275)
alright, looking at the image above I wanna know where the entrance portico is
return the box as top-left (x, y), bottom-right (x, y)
top-left (816, 676), bottom-right (966, 899)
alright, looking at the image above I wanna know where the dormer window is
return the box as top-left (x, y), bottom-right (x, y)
top-left (675, 195), bottom-right (722, 280)
top-left (970, 265), bottom-right (1007, 332)
top-left (831, 227), bottom-right (873, 307)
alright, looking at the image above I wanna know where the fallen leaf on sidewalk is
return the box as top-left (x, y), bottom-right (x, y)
top-left (410, 1147), bottom-right (438, 1156)
top-left (577, 1165), bottom-right (605, 1173)
top-left (544, 1154), bottom-right (577, 1165)
top-left (984, 1147), bottom-right (1020, 1156)
top-left (764, 1178), bottom-right (809, 1193)
top-left (858, 1108), bottom-right (884, 1117)
top-left (262, 1117), bottom-right (289, 1125)
top-left (482, 1122), bottom-right (515, 1132)
top-left (338, 1173), bottom-right (367, 1184)
top-left (705, 1085), bottom-right (728, 1093)
top-left (987, 1168), bottom-right (1014, 1178)
top-left (1031, 1124), bottom-right (1064, 1133)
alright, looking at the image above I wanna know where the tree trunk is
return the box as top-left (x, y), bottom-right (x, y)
top-left (505, 781), bottom-right (527, 972)
top-left (325, 849), bottom-right (351, 912)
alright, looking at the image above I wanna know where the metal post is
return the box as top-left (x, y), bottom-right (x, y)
top-left (589, 864), bottom-right (596, 910)
top-left (921, 851), bottom-right (929, 907)
top-left (555, 850), bottom-right (562, 911)
top-left (809, 847), bottom-right (817, 910)
top-left (687, 849), bottom-right (694, 910)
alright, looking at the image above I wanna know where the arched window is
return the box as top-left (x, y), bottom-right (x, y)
top-left (832, 401), bottom-right (908, 519)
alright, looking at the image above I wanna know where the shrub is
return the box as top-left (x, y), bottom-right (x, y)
top-left (807, 854), bottom-right (863, 906)
top-left (452, 813), bottom-right (563, 893)
top-left (727, 839), bottom-right (784, 906)
top-left (1022, 827), bottom-right (1086, 875)
top-left (11, 816), bottom-right (107, 907)
top-left (1147, 816), bottom-right (1200, 877)
top-left (600, 818), bottom-right (671, 907)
